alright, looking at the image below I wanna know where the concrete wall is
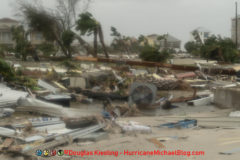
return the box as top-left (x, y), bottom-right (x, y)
top-left (214, 88), bottom-right (240, 109)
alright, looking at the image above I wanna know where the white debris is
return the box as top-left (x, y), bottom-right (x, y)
top-left (38, 79), bottom-right (60, 93)
top-left (17, 97), bottom-right (64, 117)
top-left (229, 111), bottom-right (240, 117)
top-left (0, 83), bottom-right (28, 108)
top-left (116, 121), bottom-right (152, 133)
top-left (25, 135), bottom-right (44, 143)
top-left (0, 108), bottom-right (15, 117)
top-left (130, 69), bottom-right (148, 76)
top-left (0, 127), bottom-right (15, 137)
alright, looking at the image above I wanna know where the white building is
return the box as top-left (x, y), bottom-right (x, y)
top-left (0, 18), bottom-right (19, 47)
top-left (0, 17), bottom-right (45, 47)
top-left (231, 16), bottom-right (240, 46)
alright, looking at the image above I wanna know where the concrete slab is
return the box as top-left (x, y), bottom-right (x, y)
top-left (214, 88), bottom-right (240, 109)
top-left (70, 77), bottom-right (86, 89)
top-left (188, 94), bottom-right (213, 106)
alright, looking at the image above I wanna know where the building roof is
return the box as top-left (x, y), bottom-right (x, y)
top-left (0, 18), bottom-right (19, 23)
top-left (165, 34), bottom-right (181, 42)
top-left (147, 34), bottom-right (158, 38)
top-left (146, 34), bottom-right (181, 42)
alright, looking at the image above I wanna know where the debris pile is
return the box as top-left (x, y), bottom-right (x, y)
top-left (1, 58), bottom-right (240, 159)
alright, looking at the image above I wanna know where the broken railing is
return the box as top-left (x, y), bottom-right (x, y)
top-left (74, 56), bottom-right (236, 75)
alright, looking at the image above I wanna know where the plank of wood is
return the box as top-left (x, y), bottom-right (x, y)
top-left (148, 138), bottom-right (165, 149)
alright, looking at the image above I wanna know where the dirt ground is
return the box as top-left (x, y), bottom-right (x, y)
top-left (1, 100), bottom-right (238, 160)
top-left (47, 104), bottom-right (240, 160)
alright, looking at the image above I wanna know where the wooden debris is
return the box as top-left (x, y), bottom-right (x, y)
top-left (175, 72), bottom-right (196, 80)
top-left (75, 56), bottom-right (236, 75)
top-left (148, 138), bottom-right (165, 148)
top-left (171, 88), bottom-right (197, 103)
top-left (0, 138), bottom-right (14, 150)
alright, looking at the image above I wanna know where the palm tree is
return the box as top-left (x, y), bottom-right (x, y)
top-left (192, 30), bottom-right (203, 45)
top-left (138, 35), bottom-right (148, 46)
top-left (21, 4), bottom-right (72, 58)
top-left (110, 26), bottom-right (133, 54)
top-left (76, 12), bottom-right (109, 58)
top-left (19, 1), bottom-right (94, 58)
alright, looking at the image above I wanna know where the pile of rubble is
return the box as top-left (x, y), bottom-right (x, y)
top-left (1, 59), bottom-right (240, 159)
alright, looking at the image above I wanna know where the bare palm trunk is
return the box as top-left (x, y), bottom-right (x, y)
top-left (53, 30), bottom-right (69, 57)
top-left (93, 27), bottom-right (98, 57)
top-left (98, 25), bottom-right (109, 58)
top-left (74, 33), bottom-right (96, 57)
top-left (56, 38), bottom-right (69, 57)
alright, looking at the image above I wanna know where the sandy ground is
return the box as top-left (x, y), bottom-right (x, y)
top-left (2, 103), bottom-right (238, 160)
top-left (43, 104), bottom-right (240, 160)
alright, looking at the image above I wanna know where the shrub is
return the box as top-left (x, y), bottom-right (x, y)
top-left (185, 36), bottom-right (240, 63)
top-left (200, 37), bottom-right (239, 63)
top-left (0, 58), bottom-right (15, 81)
top-left (139, 45), bottom-right (172, 63)
top-left (38, 42), bottom-right (56, 56)
top-left (184, 41), bottom-right (201, 56)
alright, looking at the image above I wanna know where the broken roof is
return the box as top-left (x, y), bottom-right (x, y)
top-left (165, 34), bottom-right (181, 42)
top-left (146, 34), bottom-right (181, 42)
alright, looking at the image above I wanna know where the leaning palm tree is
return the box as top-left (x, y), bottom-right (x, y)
top-left (76, 12), bottom-right (109, 58)
top-left (20, 3), bottom-right (73, 58)
top-left (192, 30), bottom-right (203, 45)
top-left (19, 0), bottom-right (94, 58)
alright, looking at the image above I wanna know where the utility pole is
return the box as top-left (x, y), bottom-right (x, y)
top-left (236, 2), bottom-right (238, 47)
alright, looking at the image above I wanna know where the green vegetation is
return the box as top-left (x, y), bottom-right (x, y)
top-left (17, 76), bottom-right (37, 89)
top-left (76, 12), bottom-right (109, 58)
top-left (19, 0), bottom-right (98, 58)
top-left (139, 45), bottom-right (173, 63)
top-left (0, 44), bottom-right (13, 58)
top-left (184, 41), bottom-right (201, 56)
top-left (0, 58), bottom-right (15, 81)
top-left (38, 42), bottom-right (57, 57)
top-left (11, 26), bottom-right (39, 61)
top-left (21, 4), bottom-right (73, 58)
top-left (137, 34), bottom-right (175, 62)
top-left (185, 36), bottom-right (240, 63)
top-left (61, 30), bottom-right (75, 56)
top-left (0, 58), bottom-right (37, 89)
top-left (110, 26), bottom-right (140, 53)
top-left (60, 60), bottom-right (78, 70)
